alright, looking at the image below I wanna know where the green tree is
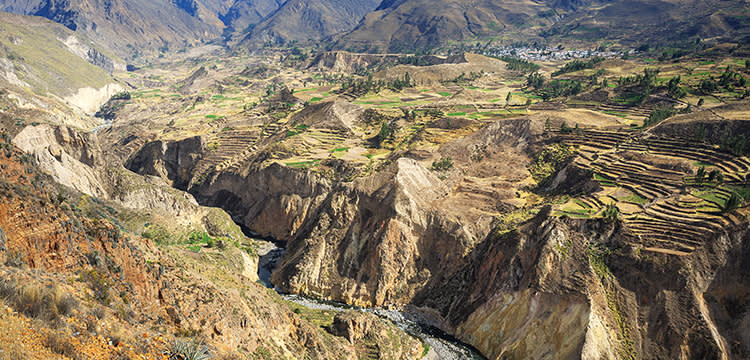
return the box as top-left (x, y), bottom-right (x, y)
top-left (723, 191), bottom-right (742, 212)
top-left (603, 204), bottom-right (620, 222)
top-left (696, 166), bottom-right (706, 183)
top-left (697, 98), bottom-right (705, 107)
top-left (506, 92), bottom-right (512, 105)
top-left (545, 117), bottom-right (551, 132)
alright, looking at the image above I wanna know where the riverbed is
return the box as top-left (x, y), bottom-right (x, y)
top-left (255, 239), bottom-right (486, 360)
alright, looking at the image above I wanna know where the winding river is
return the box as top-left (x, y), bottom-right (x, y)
top-left (255, 239), bottom-right (487, 360)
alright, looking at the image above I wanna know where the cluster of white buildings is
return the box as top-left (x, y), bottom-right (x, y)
top-left (480, 46), bottom-right (626, 61)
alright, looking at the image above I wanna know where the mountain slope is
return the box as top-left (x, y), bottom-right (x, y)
top-left (241, 0), bottom-right (381, 45)
top-left (0, 11), bottom-right (124, 123)
top-left (336, 0), bottom-right (559, 53)
top-left (336, 0), bottom-right (750, 52)
top-left (219, 0), bottom-right (285, 33)
top-left (0, 0), bottom-right (225, 59)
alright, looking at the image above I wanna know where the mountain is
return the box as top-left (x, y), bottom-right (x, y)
top-left (0, 11), bottom-right (123, 124)
top-left (336, 0), bottom-right (562, 53)
top-left (240, 0), bottom-right (381, 45)
top-left (219, 0), bottom-right (285, 34)
top-left (336, 0), bottom-right (750, 52)
top-left (0, 0), bottom-right (225, 59)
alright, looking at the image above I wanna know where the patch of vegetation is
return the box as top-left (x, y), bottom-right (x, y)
top-left (164, 338), bottom-right (211, 360)
top-left (622, 195), bottom-right (648, 205)
top-left (552, 57), bottom-right (604, 77)
top-left (720, 129), bottom-right (747, 156)
top-left (527, 73), bottom-right (584, 100)
top-left (602, 204), bottom-right (620, 222)
top-left (643, 106), bottom-right (675, 127)
top-left (0, 280), bottom-right (78, 322)
top-left (431, 156), bottom-right (454, 171)
top-left (494, 55), bottom-right (541, 73)
top-left (285, 160), bottom-right (321, 169)
top-left (339, 72), bottom-right (414, 96)
top-left (528, 143), bottom-right (577, 186)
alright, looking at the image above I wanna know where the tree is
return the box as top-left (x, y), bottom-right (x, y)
top-left (697, 98), bottom-right (705, 107)
top-left (575, 123), bottom-right (582, 136)
top-left (545, 117), bottom-right (551, 132)
top-left (506, 92), bottom-right (512, 105)
top-left (603, 203), bottom-right (620, 222)
top-left (696, 166), bottom-right (706, 183)
top-left (723, 191), bottom-right (742, 212)
top-left (708, 169), bottom-right (722, 183)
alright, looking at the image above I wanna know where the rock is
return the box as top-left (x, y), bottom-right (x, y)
top-left (328, 311), bottom-right (378, 343)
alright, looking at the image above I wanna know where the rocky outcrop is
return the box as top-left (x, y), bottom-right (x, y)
top-left (290, 100), bottom-right (363, 133)
top-left (62, 35), bottom-right (126, 74)
top-left (64, 83), bottom-right (125, 115)
top-left (328, 311), bottom-right (423, 359)
top-left (125, 136), bottom-right (206, 189)
top-left (13, 124), bottom-right (107, 197)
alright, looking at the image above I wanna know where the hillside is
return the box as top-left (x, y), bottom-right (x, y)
top-left (3, 1), bottom-right (750, 359)
top-left (219, 0), bottom-right (285, 34)
top-left (336, 0), bottom-right (750, 52)
top-left (0, 0), bottom-right (224, 59)
top-left (239, 0), bottom-right (381, 45)
top-left (0, 11), bottom-right (124, 127)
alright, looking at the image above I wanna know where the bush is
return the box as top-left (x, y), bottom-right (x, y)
top-left (644, 106), bottom-right (676, 127)
top-left (431, 157), bottom-right (454, 171)
top-left (0, 280), bottom-right (78, 322)
top-left (602, 204), bottom-right (620, 222)
top-left (44, 331), bottom-right (78, 359)
top-left (164, 338), bottom-right (212, 360)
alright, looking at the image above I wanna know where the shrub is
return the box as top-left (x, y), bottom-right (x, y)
top-left (431, 157), bottom-right (454, 171)
top-left (0, 280), bottom-right (78, 322)
top-left (602, 204), bottom-right (620, 222)
top-left (44, 331), bottom-right (78, 359)
top-left (164, 338), bottom-right (212, 360)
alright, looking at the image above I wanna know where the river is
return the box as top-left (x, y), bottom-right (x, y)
top-left (255, 239), bottom-right (487, 360)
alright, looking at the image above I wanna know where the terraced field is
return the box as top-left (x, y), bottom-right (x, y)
top-left (555, 128), bottom-right (749, 256)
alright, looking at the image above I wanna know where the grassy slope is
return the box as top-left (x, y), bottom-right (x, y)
top-left (0, 12), bottom-right (112, 97)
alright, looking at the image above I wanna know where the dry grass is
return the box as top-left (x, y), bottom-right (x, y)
top-left (0, 279), bottom-right (78, 323)
top-left (44, 330), bottom-right (79, 359)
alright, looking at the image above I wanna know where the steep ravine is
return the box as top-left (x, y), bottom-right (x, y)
top-left (255, 238), bottom-right (487, 359)
top-left (124, 122), bottom-right (750, 360)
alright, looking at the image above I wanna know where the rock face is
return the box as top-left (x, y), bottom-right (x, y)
top-left (62, 35), bottom-right (126, 74)
top-left (13, 124), bottom-right (107, 197)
